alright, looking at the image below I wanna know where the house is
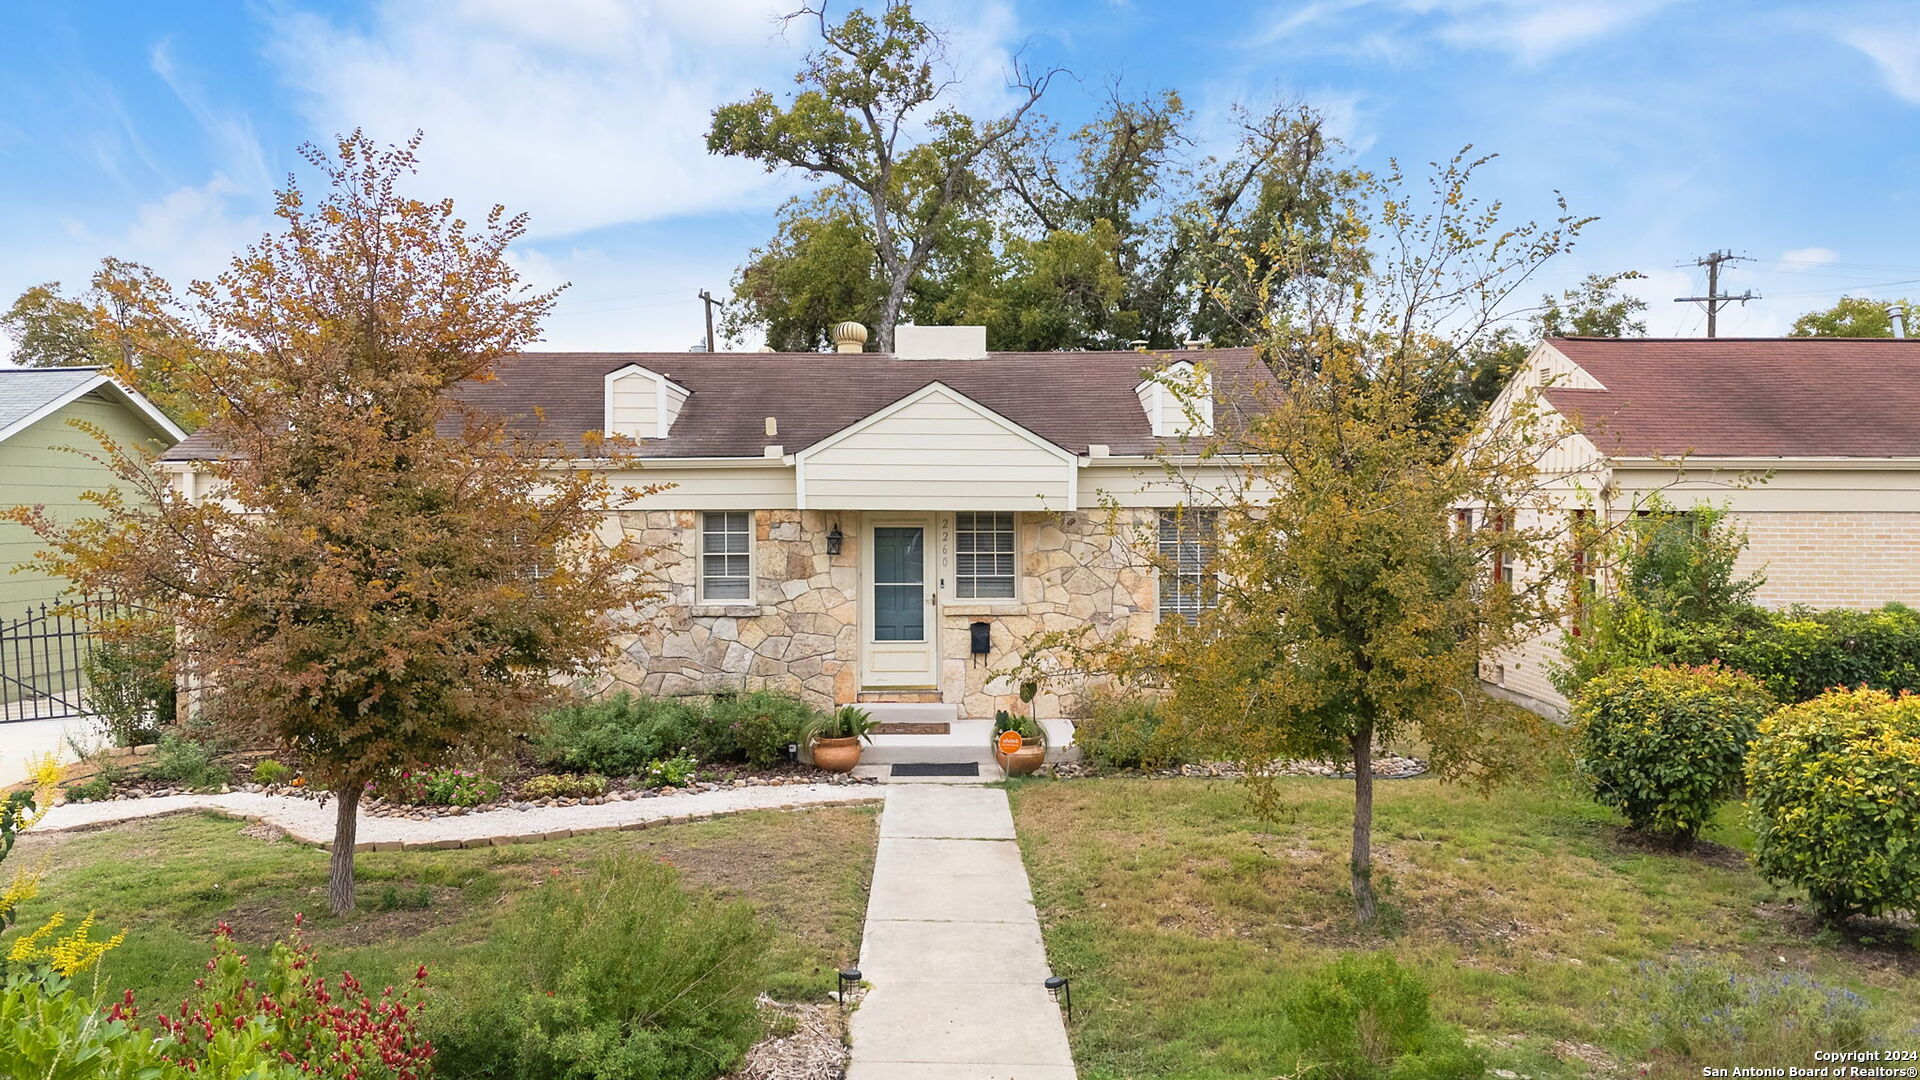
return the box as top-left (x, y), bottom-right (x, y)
top-left (0, 366), bottom-right (186, 626)
top-left (1484, 336), bottom-right (1920, 715)
top-left (161, 324), bottom-right (1261, 731)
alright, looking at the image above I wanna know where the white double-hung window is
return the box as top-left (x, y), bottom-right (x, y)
top-left (954, 511), bottom-right (1017, 599)
top-left (1157, 508), bottom-right (1218, 622)
top-left (700, 511), bottom-right (753, 602)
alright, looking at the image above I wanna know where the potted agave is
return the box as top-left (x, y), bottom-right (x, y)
top-left (805, 705), bottom-right (875, 773)
top-left (992, 709), bottom-right (1046, 776)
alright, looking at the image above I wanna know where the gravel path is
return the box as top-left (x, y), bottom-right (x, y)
top-left (35, 784), bottom-right (888, 851)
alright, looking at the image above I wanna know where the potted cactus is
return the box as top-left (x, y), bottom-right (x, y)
top-left (805, 705), bottom-right (875, 773)
top-left (992, 709), bottom-right (1046, 776)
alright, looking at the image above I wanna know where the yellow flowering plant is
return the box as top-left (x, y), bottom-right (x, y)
top-left (0, 754), bottom-right (61, 930)
top-left (7, 911), bottom-right (125, 977)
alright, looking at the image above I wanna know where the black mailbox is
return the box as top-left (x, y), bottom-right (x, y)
top-left (969, 621), bottom-right (992, 655)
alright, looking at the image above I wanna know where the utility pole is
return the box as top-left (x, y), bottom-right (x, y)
top-left (697, 289), bottom-right (720, 353)
top-left (1673, 250), bottom-right (1759, 338)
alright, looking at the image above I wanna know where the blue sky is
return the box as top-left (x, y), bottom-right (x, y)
top-left (2, 0), bottom-right (1918, 353)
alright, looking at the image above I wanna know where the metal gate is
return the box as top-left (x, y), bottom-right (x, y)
top-left (0, 597), bottom-right (113, 723)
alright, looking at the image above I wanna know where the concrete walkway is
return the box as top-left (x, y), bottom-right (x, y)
top-left (849, 785), bottom-right (1076, 1080)
top-left (33, 784), bottom-right (884, 849)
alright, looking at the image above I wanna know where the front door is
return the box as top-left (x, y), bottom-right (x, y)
top-left (863, 517), bottom-right (938, 688)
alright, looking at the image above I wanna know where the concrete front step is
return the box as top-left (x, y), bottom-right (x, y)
top-left (858, 701), bottom-right (961, 726)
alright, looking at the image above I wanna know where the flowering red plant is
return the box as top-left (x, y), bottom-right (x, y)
top-left (107, 915), bottom-right (434, 1079)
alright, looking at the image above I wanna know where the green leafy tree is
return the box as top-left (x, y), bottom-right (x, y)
top-left (0, 283), bottom-right (115, 368)
top-left (1552, 501), bottom-right (1764, 697)
top-left (1, 259), bottom-right (206, 427)
top-left (725, 190), bottom-right (885, 351)
top-left (5, 133), bottom-right (658, 914)
top-left (1018, 152), bottom-right (1592, 924)
top-left (708, 1), bottom-right (1054, 352)
top-left (1789, 296), bottom-right (1913, 338)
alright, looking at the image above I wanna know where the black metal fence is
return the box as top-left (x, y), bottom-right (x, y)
top-left (0, 596), bottom-right (116, 722)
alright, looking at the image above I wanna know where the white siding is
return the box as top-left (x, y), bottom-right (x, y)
top-left (800, 385), bottom-right (1074, 510)
top-left (608, 371), bottom-right (660, 439)
top-left (605, 465), bottom-right (798, 510)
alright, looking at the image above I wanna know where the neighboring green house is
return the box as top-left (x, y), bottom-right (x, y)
top-left (0, 366), bottom-right (184, 629)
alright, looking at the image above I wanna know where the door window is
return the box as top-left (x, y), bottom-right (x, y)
top-left (872, 527), bottom-right (926, 641)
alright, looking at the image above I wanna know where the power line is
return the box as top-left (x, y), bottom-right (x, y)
top-left (1673, 250), bottom-right (1759, 338)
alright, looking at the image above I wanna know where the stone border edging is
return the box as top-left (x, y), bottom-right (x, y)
top-left (33, 785), bottom-right (888, 853)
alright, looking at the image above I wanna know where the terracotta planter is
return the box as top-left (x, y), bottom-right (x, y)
top-left (811, 736), bottom-right (862, 773)
top-left (996, 743), bottom-right (1046, 776)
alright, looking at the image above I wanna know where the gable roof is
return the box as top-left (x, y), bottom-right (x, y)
top-left (1538, 337), bottom-right (1920, 459)
top-left (795, 380), bottom-right (1077, 462)
top-left (165, 347), bottom-right (1267, 461)
top-left (0, 366), bottom-right (186, 446)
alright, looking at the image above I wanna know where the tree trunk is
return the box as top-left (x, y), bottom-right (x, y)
top-left (1350, 725), bottom-right (1377, 926)
top-left (328, 784), bottom-right (362, 916)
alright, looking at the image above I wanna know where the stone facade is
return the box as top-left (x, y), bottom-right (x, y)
top-left (601, 508), bottom-right (1160, 719)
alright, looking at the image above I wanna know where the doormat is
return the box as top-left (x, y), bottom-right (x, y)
top-left (891, 762), bottom-right (979, 777)
top-left (872, 722), bottom-right (951, 735)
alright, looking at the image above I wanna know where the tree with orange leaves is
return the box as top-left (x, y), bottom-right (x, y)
top-left (6, 132), bottom-right (657, 914)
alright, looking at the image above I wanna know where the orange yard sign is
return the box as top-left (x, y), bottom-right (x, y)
top-left (997, 730), bottom-right (1024, 755)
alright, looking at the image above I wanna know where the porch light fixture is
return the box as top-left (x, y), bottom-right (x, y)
top-left (1045, 975), bottom-right (1072, 1021)
top-left (826, 523), bottom-right (844, 556)
top-left (838, 967), bottom-right (862, 1009)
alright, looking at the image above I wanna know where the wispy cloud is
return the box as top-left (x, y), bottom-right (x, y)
top-left (1432, 0), bottom-right (1677, 66)
top-left (1253, 0), bottom-right (1677, 64)
top-left (263, 0), bottom-right (1029, 242)
top-left (150, 37), bottom-right (270, 193)
top-left (1840, 20), bottom-right (1920, 104)
top-left (1780, 246), bottom-right (1840, 266)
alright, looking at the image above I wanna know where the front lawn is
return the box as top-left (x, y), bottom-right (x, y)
top-left (4, 804), bottom-right (876, 1042)
top-left (1009, 776), bottom-right (1920, 1080)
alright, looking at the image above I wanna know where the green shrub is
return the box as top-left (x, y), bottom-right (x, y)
top-left (1617, 957), bottom-right (1877, 1065)
top-left (1709, 604), bottom-right (1920, 703)
top-left (1573, 665), bottom-right (1773, 843)
top-left (518, 772), bottom-right (610, 800)
top-left (390, 767), bottom-right (502, 807)
top-left (1075, 692), bottom-right (1189, 768)
top-left (251, 758), bottom-right (292, 786)
top-left (60, 774), bottom-right (112, 803)
top-left (83, 628), bottom-right (176, 748)
top-left (1746, 687), bottom-right (1920, 923)
top-left (704, 689), bottom-right (819, 766)
top-left (531, 692), bottom-right (703, 776)
top-left (646, 754), bottom-right (699, 788)
top-left (1281, 952), bottom-right (1483, 1080)
top-left (142, 732), bottom-right (228, 791)
top-left (433, 853), bottom-right (771, 1080)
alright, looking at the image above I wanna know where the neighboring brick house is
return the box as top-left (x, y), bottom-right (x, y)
top-left (1482, 337), bottom-right (1920, 715)
top-left (160, 324), bottom-right (1257, 735)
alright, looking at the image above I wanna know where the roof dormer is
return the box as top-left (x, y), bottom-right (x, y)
top-left (603, 364), bottom-right (690, 441)
top-left (1136, 360), bottom-right (1213, 438)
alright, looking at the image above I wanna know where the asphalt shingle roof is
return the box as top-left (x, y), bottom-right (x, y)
top-left (1541, 337), bottom-right (1920, 459)
top-left (0, 366), bottom-right (102, 440)
top-left (165, 348), bottom-right (1268, 460)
